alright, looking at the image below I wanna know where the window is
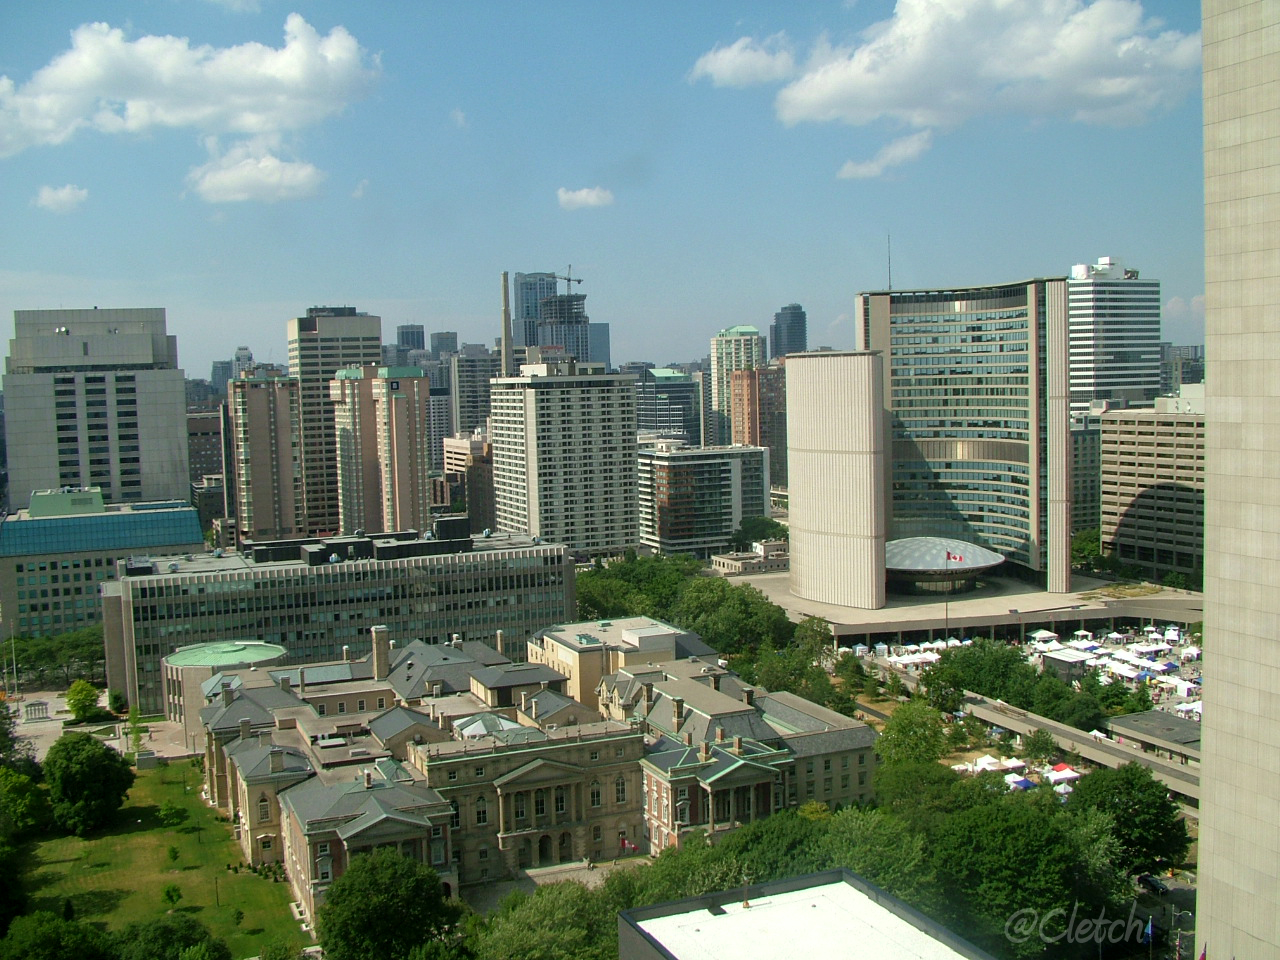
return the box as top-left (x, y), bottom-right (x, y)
top-left (589, 750), bottom-right (599, 761)
top-left (823, 758), bottom-right (832, 772)
top-left (590, 782), bottom-right (601, 808)
top-left (515, 793), bottom-right (527, 819)
top-left (475, 798), bottom-right (488, 825)
top-left (478, 846), bottom-right (489, 861)
top-left (448, 770), bottom-right (458, 782)
top-left (261, 837), bottom-right (272, 851)
top-left (615, 776), bottom-right (627, 804)
top-left (841, 775), bottom-right (850, 789)
top-left (592, 825), bottom-right (602, 842)
top-left (450, 801), bottom-right (460, 829)
top-left (535, 789), bottom-right (546, 816)
top-left (317, 842), bottom-right (330, 856)
top-left (858, 753), bottom-right (865, 765)
top-left (474, 765), bottom-right (485, 778)
top-left (317, 703), bottom-right (327, 716)
top-left (858, 771), bottom-right (866, 786)
top-left (615, 747), bottom-right (624, 758)
top-left (555, 786), bottom-right (566, 814)
top-left (377, 697), bottom-right (386, 710)
top-left (357, 699), bottom-right (366, 712)
top-left (258, 796), bottom-right (270, 823)
top-left (337, 701), bottom-right (347, 714)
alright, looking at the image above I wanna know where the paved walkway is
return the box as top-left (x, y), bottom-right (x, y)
top-left (459, 857), bottom-right (647, 914)
top-left (6, 689), bottom-right (199, 762)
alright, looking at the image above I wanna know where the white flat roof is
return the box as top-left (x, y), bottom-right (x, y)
top-left (635, 881), bottom-right (973, 960)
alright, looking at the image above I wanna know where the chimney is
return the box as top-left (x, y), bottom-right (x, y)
top-left (715, 726), bottom-right (725, 742)
top-left (238, 718), bottom-right (251, 741)
top-left (269, 748), bottom-right (284, 773)
top-left (432, 681), bottom-right (444, 698)
top-left (298, 668), bottom-right (306, 694)
top-left (342, 644), bottom-right (350, 662)
top-left (540, 680), bottom-right (549, 691)
top-left (699, 740), bottom-right (711, 762)
top-left (363, 769), bottom-right (373, 789)
top-left (221, 682), bottom-right (234, 707)
top-left (520, 691), bottom-right (529, 712)
top-left (683, 731), bottom-right (693, 746)
top-left (279, 675), bottom-right (291, 694)
top-left (495, 629), bottom-right (504, 652)
top-left (389, 639), bottom-right (397, 649)
top-left (742, 688), bottom-right (755, 707)
top-left (531, 698), bottom-right (538, 720)
top-left (672, 697), bottom-right (685, 728)
top-left (451, 633), bottom-right (461, 647)
top-left (710, 674), bottom-right (720, 692)
top-left (732, 736), bottom-right (743, 755)
top-left (371, 624), bottom-right (391, 680)
top-left (642, 682), bottom-right (654, 708)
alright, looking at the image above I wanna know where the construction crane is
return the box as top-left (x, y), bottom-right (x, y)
top-left (550, 265), bottom-right (584, 296)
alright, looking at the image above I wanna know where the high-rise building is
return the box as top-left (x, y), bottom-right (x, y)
top-left (708, 326), bottom-right (767, 446)
top-left (397, 324), bottom-right (426, 351)
top-left (4, 307), bottom-right (190, 510)
top-left (287, 307), bottom-right (382, 536)
top-left (635, 368), bottom-right (702, 444)
top-left (512, 273), bottom-right (560, 347)
top-left (490, 360), bottom-right (638, 557)
top-left (1198, 6), bottom-right (1280, 957)
top-left (430, 331), bottom-right (458, 358)
top-left (227, 372), bottom-right (304, 543)
top-left (441, 433), bottom-right (495, 534)
top-left (231, 346), bottom-right (255, 380)
top-left (450, 349), bottom-right (501, 437)
top-left (331, 366), bottom-right (445, 535)
top-left (786, 352), bottom-right (886, 610)
top-left (769, 303), bottom-right (807, 359)
top-left (210, 359), bottom-right (234, 393)
top-left (537, 294), bottom-right (591, 362)
top-left (859, 280), bottom-right (1071, 592)
top-left (1159, 342), bottom-right (1205, 394)
top-left (1067, 257), bottom-right (1161, 417)
top-left (186, 409), bottom-right (226, 484)
top-left (730, 364), bottom-right (788, 487)
top-left (1070, 420), bottom-right (1101, 534)
top-left (588, 322), bottom-right (611, 371)
top-left (637, 442), bottom-right (768, 558)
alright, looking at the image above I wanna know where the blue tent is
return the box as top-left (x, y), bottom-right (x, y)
top-left (1009, 777), bottom-right (1036, 790)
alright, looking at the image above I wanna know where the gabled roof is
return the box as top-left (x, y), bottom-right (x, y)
top-left (368, 705), bottom-right (438, 742)
top-left (493, 756), bottom-right (584, 788)
top-left (335, 796), bottom-right (434, 841)
top-left (201, 683), bottom-right (301, 733)
top-left (471, 662), bottom-right (565, 689)
top-left (226, 738), bottom-right (313, 780)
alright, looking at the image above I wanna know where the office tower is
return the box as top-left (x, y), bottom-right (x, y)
top-left (708, 326), bottom-right (767, 446)
top-left (537, 293), bottom-right (591, 362)
top-left (231, 346), bottom-right (255, 380)
top-left (637, 442), bottom-right (768, 558)
top-left (859, 280), bottom-right (1071, 592)
top-left (1070, 420), bottom-right (1101, 534)
top-left (430, 331), bottom-right (459, 359)
top-left (1198, 5), bottom-right (1280, 957)
top-left (1099, 387), bottom-right (1204, 584)
top-left (287, 306), bottom-right (382, 536)
top-left (588, 322), bottom-right (611, 371)
top-left (210, 359), bottom-right (233, 393)
top-left (730, 364), bottom-right (788, 487)
top-left (331, 366), bottom-right (443, 535)
top-left (1067, 256), bottom-right (1162, 416)
top-left (450, 349), bottom-right (501, 437)
top-left (397, 324), bottom-right (426, 351)
top-left (228, 372), bottom-right (304, 543)
top-left (4, 307), bottom-right (189, 510)
top-left (635, 368), bottom-right (702, 444)
top-left (186, 409), bottom-right (225, 483)
top-left (490, 360), bottom-right (638, 556)
top-left (512, 272), bottom-right (559, 347)
top-left (381, 343), bottom-right (409, 367)
top-left (769, 303), bottom-right (807, 359)
top-left (1160, 342), bottom-right (1205, 394)
top-left (786, 352), bottom-right (886, 610)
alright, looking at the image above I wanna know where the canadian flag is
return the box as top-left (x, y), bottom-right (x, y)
top-left (946, 551), bottom-right (963, 562)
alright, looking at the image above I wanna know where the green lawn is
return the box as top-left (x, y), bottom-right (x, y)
top-left (24, 761), bottom-right (305, 959)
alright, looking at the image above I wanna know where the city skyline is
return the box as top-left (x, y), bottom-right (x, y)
top-left (1, 2), bottom-right (1205, 377)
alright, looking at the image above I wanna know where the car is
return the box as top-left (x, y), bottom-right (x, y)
top-left (1138, 874), bottom-right (1169, 896)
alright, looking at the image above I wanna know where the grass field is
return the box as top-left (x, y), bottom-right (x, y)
top-left (23, 761), bottom-right (305, 959)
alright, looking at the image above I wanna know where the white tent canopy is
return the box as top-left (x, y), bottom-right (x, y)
top-left (1029, 629), bottom-right (1059, 641)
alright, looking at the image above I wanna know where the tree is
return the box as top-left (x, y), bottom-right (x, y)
top-left (65, 679), bottom-right (101, 723)
top-left (0, 840), bottom-right (29, 937)
top-left (44, 732), bottom-right (135, 836)
top-left (109, 689), bottom-right (129, 714)
top-left (159, 800), bottom-right (187, 827)
top-left (258, 939), bottom-right (304, 960)
top-left (1067, 763), bottom-right (1190, 874)
top-left (162, 884), bottom-right (183, 908)
top-left (811, 807), bottom-right (941, 910)
top-left (1022, 728), bottom-right (1057, 765)
top-left (318, 847), bottom-right (460, 960)
top-left (0, 911), bottom-right (116, 960)
top-left (129, 705), bottom-right (144, 755)
top-left (1161, 571), bottom-right (1189, 590)
top-left (728, 515), bottom-right (788, 551)
top-left (167, 846), bottom-right (180, 864)
top-left (1072, 527), bottom-right (1102, 570)
top-left (0, 709), bottom-right (35, 777)
top-left (114, 914), bottom-right (231, 960)
top-left (872, 762), bottom-right (961, 835)
top-left (875, 700), bottom-right (946, 765)
top-left (0, 766), bottom-right (48, 839)
top-left (669, 578), bottom-right (794, 654)
top-left (474, 880), bottom-right (613, 960)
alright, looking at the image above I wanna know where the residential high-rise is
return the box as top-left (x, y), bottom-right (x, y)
top-left (635, 368), bottom-right (702, 445)
top-left (4, 307), bottom-right (189, 510)
top-left (227, 372), bottom-right (304, 543)
top-left (430, 331), bottom-right (458, 358)
top-left (1198, 5), bottom-right (1280, 957)
top-left (231, 346), bottom-right (255, 380)
top-left (708, 326), bottom-right (767, 446)
top-left (730, 364), bottom-right (788, 487)
top-left (637, 442), bottom-right (769, 558)
top-left (786, 352), bottom-right (886, 610)
top-left (441, 433), bottom-right (495, 534)
top-left (490, 360), bottom-right (638, 557)
top-left (449, 348), bottom-right (501, 437)
top-left (859, 280), bottom-right (1071, 592)
top-left (1067, 257), bottom-right (1161, 417)
top-left (396, 324), bottom-right (426, 351)
top-left (287, 306), bottom-right (382, 536)
top-left (512, 272), bottom-right (559, 347)
top-left (769, 303), bottom-right (807, 359)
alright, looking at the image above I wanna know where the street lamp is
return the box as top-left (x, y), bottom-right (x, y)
top-left (1170, 908), bottom-right (1194, 960)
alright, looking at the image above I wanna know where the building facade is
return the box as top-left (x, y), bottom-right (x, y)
top-left (637, 443), bottom-right (769, 559)
top-left (490, 361), bottom-right (638, 557)
top-left (537, 294), bottom-right (591, 362)
top-left (635, 368), bottom-right (702, 445)
top-left (708, 327), bottom-right (767, 446)
top-left (512, 272), bottom-right (560, 348)
top-left (227, 373), bottom-right (304, 543)
top-left (450, 350), bottom-right (501, 437)
top-left (287, 307), bottom-right (383, 536)
top-left (441, 433), bottom-right (495, 534)
top-left (859, 280), bottom-right (1072, 592)
top-left (769, 303), bottom-right (807, 359)
top-left (1067, 257), bottom-right (1162, 417)
top-left (4, 307), bottom-right (189, 510)
top-left (730, 364), bottom-right (788, 487)
top-left (397, 324), bottom-right (426, 351)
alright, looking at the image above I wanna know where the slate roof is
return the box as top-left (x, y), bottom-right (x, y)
top-left (471, 662), bottom-right (565, 689)
top-left (780, 727), bottom-right (877, 758)
top-left (389, 640), bottom-right (512, 700)
top-left (279, 762), bottom-right (446, 831)
top-left (201, 684), bottom-right (302, 733)
top-left (522, 687), bottom-right (578, 717)
top-left (226, 738), bottom-right (313, 780)
top-left (367, 705), bottom-right (438, 743)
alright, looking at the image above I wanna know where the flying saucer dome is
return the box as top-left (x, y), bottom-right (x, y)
top-left (885, 537), bottom-right (1005, 574)
top-left (163, 641), bottom-right (287, 668)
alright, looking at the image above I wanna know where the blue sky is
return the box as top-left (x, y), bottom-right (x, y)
top-left (0, 1), bottom-right (1205, 378)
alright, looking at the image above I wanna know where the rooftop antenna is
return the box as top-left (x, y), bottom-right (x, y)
top-left (887, 233), bottom-right (893, 291)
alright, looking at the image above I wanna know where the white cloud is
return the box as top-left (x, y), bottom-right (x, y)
top-left (187, 137), bottom-right (325, 203)
top-left (557, 186), bottom-right (614, 210)
top-left (690, 34), bottom-right (796, 87)
top-left (694, 1), bottom-right (1199, 178)
top-left (33, 183), bottom-right (88, 212)
top-left (351, 178), bottom-right (369, 199)
top-left (838, 129), bottom-right (933, 178)
top-left (0, 14), bottom-right (377, 201)
top-left (202, 0), bottom-right (262, 12)
top-left (1164, 294), bottom-right (1205, 324)
top-left (450, 108), bottom-right (467, 128)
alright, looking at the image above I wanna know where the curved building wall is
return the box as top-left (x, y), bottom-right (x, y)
top-left (787, 352), bottom-right (885, 609)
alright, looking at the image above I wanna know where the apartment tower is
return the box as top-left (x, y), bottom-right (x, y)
top-left (708, 326), bottom-right (767, 446)
top-left (1198, 3), bottom-right (1280, 957)
top-left (730, 364), bottom-right (788, 487)
top-left (227, 372), bottom-right (304, 543)
top-left (769, 303), bottom-right (808, 359)
top-left (4, 307), bottom-right (189, 510)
